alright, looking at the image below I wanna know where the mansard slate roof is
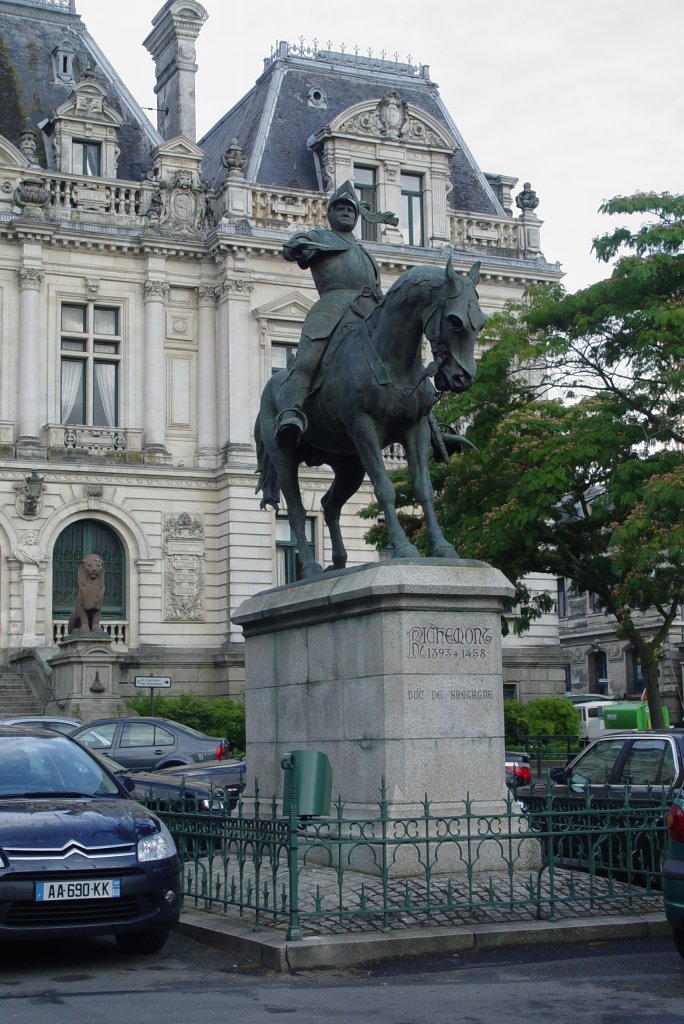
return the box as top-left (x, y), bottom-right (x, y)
top-left (0, 0), bottom-right (159, 180)
top-left (200, 47), bottom-right (504, 217)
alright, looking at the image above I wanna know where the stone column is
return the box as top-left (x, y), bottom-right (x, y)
top-left (217, 277), bottom-right (254, 464)
top-left (379, 161), bottom-right (404, 245)
top-left (142, 279), bottom-right (170, 461)
top-left (428, 170), bottom-right (451, 245)
top-left (195, 285), bottom-right (219, 468)
top-left (16, 267), bottom-right (44, 451)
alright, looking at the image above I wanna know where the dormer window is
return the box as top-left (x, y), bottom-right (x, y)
top-left (310, 93), bottom-right (456, 247)
top-left (73, 140), bottom-right (102, 177)
top-left (52, 42), bottom-right (75, 85)
top-left (46, 75), bottom-right (122, 180)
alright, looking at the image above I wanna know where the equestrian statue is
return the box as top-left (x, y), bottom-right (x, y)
top-left (256, 181), bottom-right (486, 578)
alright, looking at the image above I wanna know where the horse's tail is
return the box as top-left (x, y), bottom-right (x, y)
top-left (254, 414), bottom-right (281, 511)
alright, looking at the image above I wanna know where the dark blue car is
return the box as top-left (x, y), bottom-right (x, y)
top-left (0, 726), bottom-right (181, 953)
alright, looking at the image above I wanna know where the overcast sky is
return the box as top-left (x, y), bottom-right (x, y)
top-left (77, 0), bottom-right (683, 293)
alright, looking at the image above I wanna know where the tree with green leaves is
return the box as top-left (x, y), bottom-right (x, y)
top-left (363, 192), bottom-right (684, 727)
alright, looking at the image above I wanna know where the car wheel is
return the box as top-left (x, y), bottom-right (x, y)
top-left (115, 929), bottom-right (171, 954)
top-left (672, 928), bottom-right (684, 962)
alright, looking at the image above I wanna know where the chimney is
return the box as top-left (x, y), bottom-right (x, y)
top-left (143, 0), bottom-right (208, 143)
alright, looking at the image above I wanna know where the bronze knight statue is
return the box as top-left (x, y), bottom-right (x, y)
top-left (256, 226), bottom-right (486, 577)
top-left (276, 181), bottom-right (383, 449)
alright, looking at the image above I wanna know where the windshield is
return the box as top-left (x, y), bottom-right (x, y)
top-left (0, 733), bottom-right (122, 798)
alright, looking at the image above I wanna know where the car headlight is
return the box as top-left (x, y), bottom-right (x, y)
top-left (138, 823), bottom-right (176, 862)
top-left (199, 795), bottom-right (226, 812)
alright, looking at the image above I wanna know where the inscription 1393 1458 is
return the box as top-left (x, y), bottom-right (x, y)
top-left (406, 624), bottom-right (493, 661)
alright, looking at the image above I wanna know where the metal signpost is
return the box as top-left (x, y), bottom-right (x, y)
top-left (134, 675), bottom-right (171, 714)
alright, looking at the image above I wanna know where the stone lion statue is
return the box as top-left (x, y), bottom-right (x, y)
top-left (68, 553), bottom-right (105, 633)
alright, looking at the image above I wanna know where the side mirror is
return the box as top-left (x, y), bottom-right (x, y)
top-left (121, 775), bottom-right (135, 793)
top-left (549, 766), bottom-right (567, 783)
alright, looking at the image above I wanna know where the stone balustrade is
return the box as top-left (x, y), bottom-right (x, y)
top-left (450, 213), bottom-right (522, 252)
top-left (52, 620), bottom-right (128, 646)
top-left (2, 163), bottom-right (530, 259)
top-left (250, 187), bottom-right (327, 230)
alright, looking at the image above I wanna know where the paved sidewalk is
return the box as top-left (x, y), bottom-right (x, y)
top-left (177, 907), bottom-right (670, 972)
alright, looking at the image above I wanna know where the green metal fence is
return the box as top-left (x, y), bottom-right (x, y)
top-left (145, 771), bottom-right (670, 940)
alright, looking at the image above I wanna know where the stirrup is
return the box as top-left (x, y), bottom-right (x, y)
top-left (275, 408), bottom-right (308, 450)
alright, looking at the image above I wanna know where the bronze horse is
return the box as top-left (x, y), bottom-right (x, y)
top-left (255, 259), bottom-right (485, 577)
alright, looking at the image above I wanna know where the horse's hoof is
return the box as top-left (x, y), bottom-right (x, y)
top-left (433, 544), bottom-right (460, 559)
top-left (392, 544), bottom-right (420, 559)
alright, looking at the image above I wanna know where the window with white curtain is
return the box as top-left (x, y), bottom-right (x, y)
top-left (72, 140), bottom-right (102, 176)
top-left (60, 303), bottom-right (120, 427)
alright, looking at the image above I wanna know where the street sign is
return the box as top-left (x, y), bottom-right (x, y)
top-left (134, 676), bottom-right (171, 688)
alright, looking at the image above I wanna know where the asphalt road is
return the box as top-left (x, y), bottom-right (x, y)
top-left (1, 931), bottom-right (684, 1023)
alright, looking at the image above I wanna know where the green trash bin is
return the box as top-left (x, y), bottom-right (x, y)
top-left (281, 750), bottom-right (332, 817)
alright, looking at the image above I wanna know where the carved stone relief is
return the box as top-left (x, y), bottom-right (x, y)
top-left (163, 512), bottom-right (205, 622)
top-left (338, 92), bottom-right (452, 148)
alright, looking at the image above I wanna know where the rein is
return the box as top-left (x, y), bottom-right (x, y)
top-left (358, 276), bottom-right (456, 399)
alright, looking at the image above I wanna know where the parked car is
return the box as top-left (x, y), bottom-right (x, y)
top-left (93, 752), bottom-right (244, 811)
top-left (0, 725), bottom-right (180, 952)
top-left (71, 716), bottom-right (231, 770)
top-left (517, 731), bottom-right (684, 882)
top-left (505, 751), bottom-right (531, 789)
top-left (663, 787), bottom-right (684, 959)
top-left (0, 715), bottom-right (82, 734)
top-left (150, 759), bottom-right (246, 799)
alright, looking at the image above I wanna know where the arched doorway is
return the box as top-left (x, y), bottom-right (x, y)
top-left (52, 520), bottom-right (126, 642)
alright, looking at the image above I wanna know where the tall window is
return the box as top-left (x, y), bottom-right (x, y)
top-left (52, 520), bottom-right (125, 622)
top-left (73, 140), bottom-right (101, 176)
top-left (400, 172), bottom-right (424, 246)
top-left (60, 303), bottom-right (120, 427)
top-left (589, 649), bottom-right (609, 693)
top-left (276, 516), bottom-right (316, 585)
top-left (271, 341), bottom-right (298, 376)
top-left (556, 578), bottom-right (567, 619)
top-left (353, 165), bottom-right (377, 242)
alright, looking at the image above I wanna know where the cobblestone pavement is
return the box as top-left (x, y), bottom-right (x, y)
top-left (181, 860), bottom-right (662, 937)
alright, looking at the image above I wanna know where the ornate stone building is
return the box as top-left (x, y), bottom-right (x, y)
top-left (0, 0), bottom-right (566, 708)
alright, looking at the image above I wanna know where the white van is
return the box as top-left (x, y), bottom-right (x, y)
top-left (576, 700), bottom-right (615, 745)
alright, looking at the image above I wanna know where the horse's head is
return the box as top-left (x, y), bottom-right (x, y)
top-left (423, 259), bottom-right (486, 394)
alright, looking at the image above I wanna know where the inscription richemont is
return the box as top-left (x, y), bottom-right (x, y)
top-left (406, 623), bottom-right (493, 661)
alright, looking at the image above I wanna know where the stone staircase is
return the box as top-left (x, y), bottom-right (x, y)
top-left (0, 670), bottom-right (42, 718)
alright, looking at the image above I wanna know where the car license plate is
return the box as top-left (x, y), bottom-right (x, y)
top-left (35, 878), bottom-right (121, 901)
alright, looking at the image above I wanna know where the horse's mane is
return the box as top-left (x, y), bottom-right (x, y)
top-left (377, 264), bottom-right (445, 313)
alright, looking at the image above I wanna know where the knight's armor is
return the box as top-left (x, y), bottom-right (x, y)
top-left (275, 182), bottom-right (382, 448)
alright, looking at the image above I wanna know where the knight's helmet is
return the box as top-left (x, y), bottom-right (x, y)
top-left (327, 180), bottom-right (360, 217)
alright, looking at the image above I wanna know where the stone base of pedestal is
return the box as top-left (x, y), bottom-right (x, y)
top-left (234, 559), bottom-right (516, 811)
top-left (298, 809), bottom-right (540, 877)
top-left (47, 631), bottom-right (125, 722)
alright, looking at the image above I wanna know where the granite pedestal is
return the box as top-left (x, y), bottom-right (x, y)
top-left (234, 559), bottom-right (516, 815)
